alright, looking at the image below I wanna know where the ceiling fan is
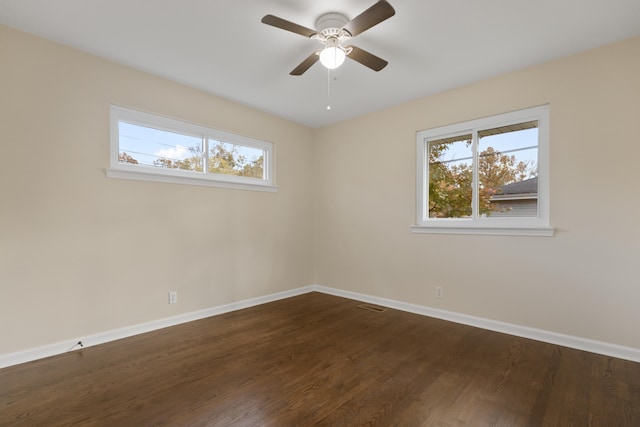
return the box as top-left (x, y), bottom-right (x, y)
top-left (261, 1), bottom-right (396, 76)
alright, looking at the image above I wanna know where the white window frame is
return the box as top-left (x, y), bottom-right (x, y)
top-left (412, 105), bottom-right (553, 236)
top-left (107, 105), bottom-right (276, 192)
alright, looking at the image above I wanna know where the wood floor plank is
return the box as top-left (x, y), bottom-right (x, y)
top-left (1, 292), bottom-right (639, 426)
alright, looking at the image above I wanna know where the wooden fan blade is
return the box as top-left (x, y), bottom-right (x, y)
top-left (346, 46), bottom-right (388, 71)
top-left (261, 15), bottom-right (317, 38)
top-left (290, 52), bottom-right (320, 75)
top-left (342, 1), bottom-right (396, 37)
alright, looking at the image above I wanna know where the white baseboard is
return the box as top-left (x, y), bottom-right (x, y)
top-left (3, 284), bottom-right (639, 369)
top-left (311, 285), bottom-right (640, 363)
top-left (0, 286), bottom-right (314, 369)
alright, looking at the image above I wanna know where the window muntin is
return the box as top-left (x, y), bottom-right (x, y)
top-left (415, 105), bottom-right (552, 236)
top-left (108, 106), bottom-right (275, 191)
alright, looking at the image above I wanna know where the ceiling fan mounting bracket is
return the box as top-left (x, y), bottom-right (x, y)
top-left (315, 12), bottom-right (349, 32)
top-left (313, 12), bottom-right (352, 43)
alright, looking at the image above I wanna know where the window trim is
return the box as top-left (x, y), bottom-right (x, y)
top-left (413, 105), bottom-right (553, 236)
top-left (107, 105), bottom-right (277, 192)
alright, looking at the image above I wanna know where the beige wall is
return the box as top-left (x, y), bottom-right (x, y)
top-left (313, 36), bottom-right (640, 349)
top-left (2, 23), bottom-right (639, 357)
top-left (0, 25), bottom-right (314, 354)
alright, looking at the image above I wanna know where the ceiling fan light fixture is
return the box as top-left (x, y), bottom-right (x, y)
top-left (319, 45), bottom-right (346, 69)
top-left (319, 37), bottom-right (346, 70)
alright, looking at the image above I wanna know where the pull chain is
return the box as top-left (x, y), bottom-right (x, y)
top-left (326, 68), bottom-right (332, 111)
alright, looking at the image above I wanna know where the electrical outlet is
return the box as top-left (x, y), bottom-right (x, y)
top-left (169, 291), bottom-right (178, 304)
top-left (436, 287), bottom-right (443, 298)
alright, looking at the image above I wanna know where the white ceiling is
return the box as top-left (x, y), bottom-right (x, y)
top-left (2, 0), bottom-right (639, 128)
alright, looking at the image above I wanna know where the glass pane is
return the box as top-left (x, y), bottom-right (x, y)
top-left (478, 122), bottom-right (538, 218)
top-left (427, 134), bottom-right (473, 218)
top-left (208, 140), bottom-right (265, 179)
top-left (118, 122), bottom-right (203, 171)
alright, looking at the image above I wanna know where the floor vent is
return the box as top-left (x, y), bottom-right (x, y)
top-left (358, 304), bottom-right (387, 313)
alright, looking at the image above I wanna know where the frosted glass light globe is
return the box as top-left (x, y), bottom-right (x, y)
top-left (319, 46), bottom-right (346, 69)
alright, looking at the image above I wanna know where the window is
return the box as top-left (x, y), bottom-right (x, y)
top-left (413, 105), bottom-right (552, 236)
top-left (107, 106), bottom-right (275, 192)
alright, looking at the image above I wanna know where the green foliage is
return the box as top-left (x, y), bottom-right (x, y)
top-left (207, 142), bottom-right (264, 179)
top-left (151, 142), bottom-right (264, 179)
top-left (429, 160), bottom-right (472, 218)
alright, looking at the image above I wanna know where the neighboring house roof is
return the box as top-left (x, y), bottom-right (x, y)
top-left (491, 177), bottom-right (538, 201)
top-left (498, 177), bottom-right (538, 195)
top-left (488, 177), bottom-right (538, 217)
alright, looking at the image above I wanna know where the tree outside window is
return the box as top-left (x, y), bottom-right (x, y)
top-left (427, 124), bottom-right (538, 219)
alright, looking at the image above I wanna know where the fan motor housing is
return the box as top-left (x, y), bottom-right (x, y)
top-left (315, 12), bottom-right (349, 31)
top-left (316, 12), bottom-right (351, 42)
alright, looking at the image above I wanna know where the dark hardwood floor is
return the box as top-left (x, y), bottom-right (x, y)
top-left (1, 292), bottom-right (639, 426)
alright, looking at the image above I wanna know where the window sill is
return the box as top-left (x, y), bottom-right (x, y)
top-left (410, 225), bottom-right (554, 237)
top-left (106, 168), bottom-right (278, 193)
